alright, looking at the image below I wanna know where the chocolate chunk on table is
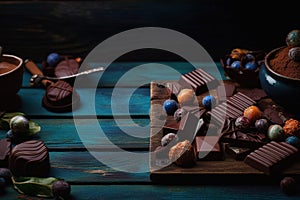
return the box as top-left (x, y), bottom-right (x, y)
top-left (224, 143), bottom-right (253, 161)
top-left (244, 141), bottom-right (299, 175)
top-left (0, 138), bottom-right (11, 167)
top-left (194, 136), bottom-right (224, 161)
top-left (178, 68), bottom-right (219, 95)
top-left (220, 118), bottom-right (269, 149)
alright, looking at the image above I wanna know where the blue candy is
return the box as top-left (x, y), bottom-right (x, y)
top-left (202, 95), bottom-right (216, 110)
top-left (230, 60), bottom-right (241, 69)
top-left (286, 136), bottom-right (300, 148)
top-left (245, 54), bottom-right (255, 62)
top-left (245, 62), bottom-right (257, 71)
top-left (47, 52), bottom-right (61, 67)
top-left (163, 99), bottom-right (178, 115)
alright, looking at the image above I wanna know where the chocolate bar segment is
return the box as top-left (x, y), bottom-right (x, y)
top-left (244, 141), bottom-right (299, 175)
top-left (9, 140), bottom-right (50, 177)
top-left (178, 68), bottom-right (219, 95)
top-left (195, 136), bottom-right (224, 161)
top-left (225, 143), bottom-right (253, 161)
top-left (207, 92), bottom-right (256, 126)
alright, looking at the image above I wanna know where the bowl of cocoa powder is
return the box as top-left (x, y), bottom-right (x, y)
top-left (259, 46), bottom-right (300, 114)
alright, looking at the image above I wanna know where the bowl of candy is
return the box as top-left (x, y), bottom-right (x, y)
top-left (259, 30), bottom-right (300, 114)
top-left (221, 48), bottom-right (265, 88)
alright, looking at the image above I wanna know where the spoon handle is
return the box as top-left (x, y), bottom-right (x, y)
top-left (24, 59), bottom-right (53, 87)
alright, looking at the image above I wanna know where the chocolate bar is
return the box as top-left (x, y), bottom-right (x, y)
top-left (9, 140), bottom-right (50, 177)
top-left (178, 68), bottom-right (219, 95)
top-left (0, 138), bottom-right (11, 167)
top-left (207, 92), bottom-right (256, 126)
top-left (162, 115), bottom-right (180, 135)
top-left (244, 141), bottom-right (299, 175)
top-left (194, 136), bottom-right (224, 161)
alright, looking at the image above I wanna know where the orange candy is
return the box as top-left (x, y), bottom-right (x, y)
top-left (243, 105), bottom-right (262, 124)
top-left (177, 89), bottom-right (196, 106)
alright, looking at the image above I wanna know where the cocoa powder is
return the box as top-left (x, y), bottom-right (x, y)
top-left (269, 46), bottom-right (300, 79)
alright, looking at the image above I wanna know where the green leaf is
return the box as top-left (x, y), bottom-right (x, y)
top-left (28, 120), bottom-right (41, 136)
top-left (12, 176), bottom-right (60, 198)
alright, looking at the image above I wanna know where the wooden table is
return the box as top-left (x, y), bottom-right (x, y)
top-left (1, 1), bottom-right (300, 199)
top-left (1, 61), bottom-right (300, 200)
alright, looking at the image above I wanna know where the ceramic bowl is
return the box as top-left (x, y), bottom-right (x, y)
top-left (221, 49), bottom-right (265, 88)
top-left (259, 46), bottom-right (300, 114)
top-left (0, 54), bottom-right (24, 110)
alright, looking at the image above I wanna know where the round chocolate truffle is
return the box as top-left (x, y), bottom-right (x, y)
top-left (286, 29), bottom-right (300, 47)
top-left (268, 124), bottom-right (284, 141)
top-left (286, 136), bottom-right (300, 148)
top-left (9, 115), bottom-right (29, 134)
top-left (235, 116), bottom-right (251, 130)
top-left (255, 118), bottom-right (269, 133)
top-left (177, 89), bottom-right (196, 106)
top-left (161, 133), bottom-right (178, 147)
top-left (280, 176), bottom-right (297, 195)
top-left (288, 47), bottom-right (300, 62)
top-left (52, 180), bottom-right (71, 200)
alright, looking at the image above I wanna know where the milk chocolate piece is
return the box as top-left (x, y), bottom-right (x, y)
top-left (224, 143), bottom-right (253, 161)
top-left (0, 138), bottom-right (11, 167)
top-left (195, 136), bottom-right (224, 161)
top-left (9, 140), bottom-right (50, 177)
top-left (178, 68), bottom-right (219, 95)
top-left (162, 116), bottom-right (180, 135)
top-left (244, 141), bottom-right (299, 175)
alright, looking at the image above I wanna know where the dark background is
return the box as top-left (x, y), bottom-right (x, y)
top-left (0, 0), bottom-right (299, 62)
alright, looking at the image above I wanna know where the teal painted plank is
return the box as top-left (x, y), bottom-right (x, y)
top-left (16, 87), bottom-right (150, 117)
top-left (3, 184), bottom-right (300, 200)
top-left (0, 118), bottom-right (150, 149)
top-left (22, 62), bottom-right (226, 87)
top-left (48, 151), bottom-right (149, 183)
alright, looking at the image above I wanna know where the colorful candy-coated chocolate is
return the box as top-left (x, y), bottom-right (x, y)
top-left (255, 118), bottom-right (269, 133)
top-left (286, 29), bottom-right (300, 47)
top-left (286, 136), bottom-right (300, 148)
top-left (161, 133), bottom-right (179, 147)
top-left (244, 62), bottom-right (257, 71)
top-left (163, 99), bottom-right (178, 115)
top-left (288, 47), bottom-right (300, 61)
top-left (47, 52), bottom-right (61, 67)
top-left (267, 124), bottom-right (284, 141)
top-left (230, 60), bottom-right (241, 69)
top-left (173, 108), bottom-right (186, 122)
top-left (177, 89), bottom-right (196, 106)
top-left (202, 95), bottom-right (216, 110)
top-left (243, 105), bottom-right (262, 124)
top-left (235, 116), bottom-right (251, 130)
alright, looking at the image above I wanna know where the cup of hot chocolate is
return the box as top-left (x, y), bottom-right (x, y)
top-left (0, 52), bottom-right (24, 111)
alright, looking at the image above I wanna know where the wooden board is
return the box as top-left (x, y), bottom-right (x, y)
top-left (149, 81), bottom-right (300, 184)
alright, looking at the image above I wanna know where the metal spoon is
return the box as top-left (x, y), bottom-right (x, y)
top-left (24, 59), bottom-right (105, 87)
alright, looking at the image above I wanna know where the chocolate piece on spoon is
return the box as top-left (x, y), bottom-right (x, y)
top-left (24, 59), bottom-right (80, 112)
